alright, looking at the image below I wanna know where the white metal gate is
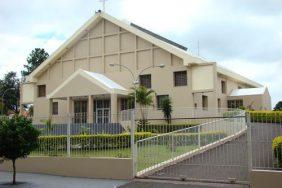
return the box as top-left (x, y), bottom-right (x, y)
top-left (134, 110), bottom-right (249, 184)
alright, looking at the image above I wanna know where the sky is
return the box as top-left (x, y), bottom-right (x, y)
top-left (0, 0), bottom-right (281, 107)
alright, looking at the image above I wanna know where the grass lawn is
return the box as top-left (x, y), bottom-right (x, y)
top-left (31, 144), bottom-right (197, 171)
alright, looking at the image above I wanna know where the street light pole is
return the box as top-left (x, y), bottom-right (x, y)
top-left (109, 63), bottom-right (165, 109)
top-left (1, 88), bottom-right (16, 115)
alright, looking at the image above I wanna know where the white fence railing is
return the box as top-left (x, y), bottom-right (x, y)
top-left (136, 111), bottom-right (246, 177)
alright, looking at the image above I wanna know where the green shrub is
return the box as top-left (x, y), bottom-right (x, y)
top-left (37, 132), bottom-right (153, 153)
top-left (272, 136), bottom-right (282, 168)
top-left (223, 109), bottom-right (244, 117)
top-left (137, 123), bottom-right (198, 133)
top-left (249, 111), bottom-right (282, 123)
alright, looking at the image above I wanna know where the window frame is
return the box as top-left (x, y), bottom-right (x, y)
top-left (174, 71), bottom-right (187, 87)
top-left (156, 95), bottom-right (169, 109)
top-left (139, 74), bottom-right (152, 88)
top-left (221, 80), bottom-right (227, 94)
top-left (202, 95), bottom-right (208, 110)
top-left (37, 85), bottom-right (46, 97)
top-left (52, 102), bottom-right (58, 115)
top-left (120, 98), bottom-right (135, 111)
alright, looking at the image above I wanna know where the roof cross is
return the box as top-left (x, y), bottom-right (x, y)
top-left (99, 0), bottom-right (108, 12)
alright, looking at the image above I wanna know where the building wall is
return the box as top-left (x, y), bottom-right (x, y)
top-left (216, 74), bottom-right (250, 108)
top-left (32, 18), bottom-right (194, 117)
top-left (28, 18), bottom-right (266, 118)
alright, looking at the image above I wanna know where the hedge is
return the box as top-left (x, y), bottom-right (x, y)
top-left (37, 131), bottom-right (226, 153)
top-left (249, 111), bottom-right (282, 123)
top-left (272, 136), bottom-right (282, 168)
top-left (137, 123), bottom-right (199, 133)
top-left (38, 132), bottom-right (153, 152)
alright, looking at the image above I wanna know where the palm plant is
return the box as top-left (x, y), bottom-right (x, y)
top-left (161, 97), bottom-right (173, 124)
top-left (129, 86), bottom-right (154, 126)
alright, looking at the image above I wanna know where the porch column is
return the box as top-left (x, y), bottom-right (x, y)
top-left (111, 93), bottom-right (118, 123)
top-left (88, 95), bottom-right (93, 123)
top-left (67, 97), bottom-right (72, 115)
top-left (48, 98), bottom-right (53, 117)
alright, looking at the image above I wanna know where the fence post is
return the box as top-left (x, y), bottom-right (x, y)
top-left (198, 126), bottom-right (201, 148)
top-left (246, 112), bottom-right (252, 172)
top-left (131, 109), bottom-right (136, 177)
top-left (67, 113), bottom-right (71, 157)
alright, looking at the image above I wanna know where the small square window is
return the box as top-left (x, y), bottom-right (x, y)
top-left (52, 102), bottom-right (58, 115)
top-left (174, 71), bottom-right (187, 86)
top-left (38, 85), bottom-right (46, 97)
top-left (157, 95), bottom-right (169, 109)
top-left (139, 74), bottom-right (151, 88)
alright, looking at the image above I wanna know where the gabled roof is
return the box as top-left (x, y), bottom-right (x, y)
top-left (130, 23), bottom-right (188, 51)
top-left (229, 87), bottom-right (267, 97)
top-left (26, 11), bottom-right (262, 89)
top-left (47, 69), bottom-right (128, 99)
top-left (217, 65), bottom-right (262, 88)
top-left (27, 11), bottom-right (206, 82)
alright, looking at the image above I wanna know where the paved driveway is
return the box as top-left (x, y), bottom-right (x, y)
top-left (0, 172), bottom-right (127, 188)
top-left (119, 179), bottom-right (249, 188)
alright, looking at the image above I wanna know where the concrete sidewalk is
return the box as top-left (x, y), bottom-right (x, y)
top-left (0, 172), bottom-right (128, 188)
top-left (119, 179), bottom-right (249, 188)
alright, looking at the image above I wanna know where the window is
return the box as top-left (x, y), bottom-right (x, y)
top-left (121, 98), bottom-right (135, 110)
top-left (174, 71), bottom-right (187, 86)
top-left (38, 85), bottom-right (46, 97)
top-left (217, 98), bottom-right (221, 108)
top-left (227, 100), bottom-right (243, 108)
top-left (221, 80), bottom-right (226, 94)
top-left (202, 95), bottom-right (208, 110)
top-left (52, 102), bottom-right (58, 115)
top-left (157, 95), bottom-right (169, 109)
top-left (139, 74), bottom-right (151, 88)
top-left (74, 100), bottom-right (87, 123)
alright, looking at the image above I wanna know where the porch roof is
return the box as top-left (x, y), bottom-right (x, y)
top-left (47, 69), bottom-right (128, 99)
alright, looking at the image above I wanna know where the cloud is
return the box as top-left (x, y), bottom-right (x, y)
top-left (0, 0), bottom-right (281, 107)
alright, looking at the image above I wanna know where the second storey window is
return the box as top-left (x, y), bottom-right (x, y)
top-left (157, 95), bottom-right (169, 109)
top-left (52, 102), bottom-right (58, 115)
top-left (221, 80), bottom-right (226, 94)
top-left (139, 74), bottom-right (151, 88)
top-left (38, 85), bottom-right (46, 97)
top-left (174, 71), bottom-right (187, 86)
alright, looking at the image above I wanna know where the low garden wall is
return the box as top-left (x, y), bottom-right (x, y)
top-left (0, 156), bottom-right (133, 180)
top-left (250, 170), bottom-right (282, 188)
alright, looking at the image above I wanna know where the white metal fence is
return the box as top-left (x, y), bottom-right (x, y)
top-left (30, 113), bottom-right (136, 158)
top-left (135, 110), bottom-right (248, 183)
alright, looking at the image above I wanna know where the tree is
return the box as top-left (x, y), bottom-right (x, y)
top-left (161, 97), bottom-right (173, 124)
top-left (0, 116), bottom-right (40, 184)
top-left (0, 72), bottom-right (20, 114)
top-left (274, 101), bottom-right (282, 111)
top-left (21, 48), bottom-right (49, 76)
top-left (129, 86), bottom-right (154, 125)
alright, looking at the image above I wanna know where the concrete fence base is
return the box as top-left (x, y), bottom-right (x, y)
top-left (250, 170), bottom-right (282, 188)
top-left (0, 157), bottom-right (133, 180)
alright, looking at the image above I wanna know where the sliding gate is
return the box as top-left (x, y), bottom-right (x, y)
top-left (135, 111), bottom-right (249, 184)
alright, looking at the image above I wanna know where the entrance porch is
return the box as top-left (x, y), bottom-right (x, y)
top-left (46, 69), bottom-right (130, 124)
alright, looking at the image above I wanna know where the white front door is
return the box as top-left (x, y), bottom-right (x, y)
top-left (95, 99), bottom-right (110, 123)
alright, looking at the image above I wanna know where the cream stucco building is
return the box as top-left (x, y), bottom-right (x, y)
top-left (20, 11), bottom-right (271, 123)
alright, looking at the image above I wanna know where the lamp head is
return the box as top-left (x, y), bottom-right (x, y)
top-left (157, 64), bottom-right (165, 68)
